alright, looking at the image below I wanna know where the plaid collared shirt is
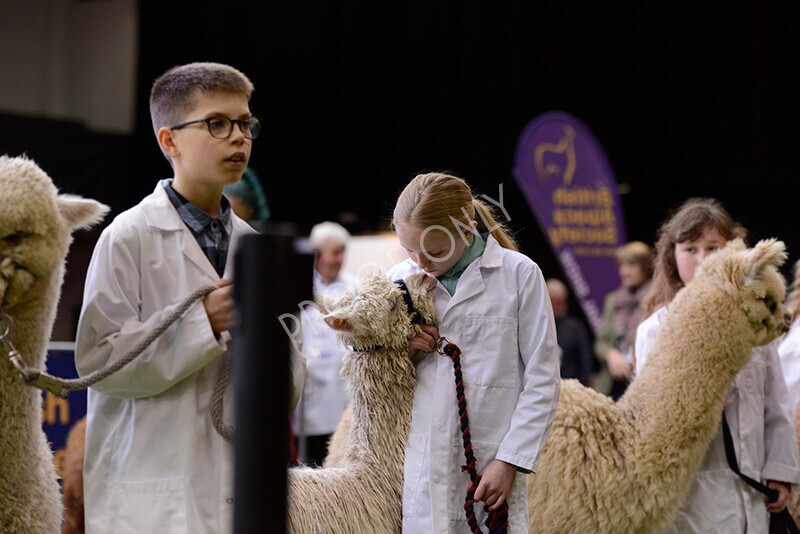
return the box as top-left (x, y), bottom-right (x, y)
top-left (164, 180), bottom-right (233, 277)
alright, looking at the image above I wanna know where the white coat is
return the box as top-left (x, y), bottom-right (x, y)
top-left (76, 182), bottom-right (302, 534)
top-left (294, 270), bottom-right (355, 436)
top-left (387, 235), bottom-right (561, 534)
top-left (778, 319), bottom-right (800, 419)
top-left (635, 306), bottom-right (800, 533)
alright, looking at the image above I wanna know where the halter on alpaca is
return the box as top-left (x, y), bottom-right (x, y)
top-left (349, 279), bottom-right (422, 353)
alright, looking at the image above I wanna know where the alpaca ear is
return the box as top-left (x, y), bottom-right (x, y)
top-left (726, 238), bottom-right (747, 252)
top-left (316, 294), bottom-right (354, 332)
top-left (405, 272), bottom-right (437, 293)
top-left (57, 194), bottom-right (110, 230)
top-left (315, 293), bottom-right (341, 316)
top-left (742, 238), bottom-right (787, 286)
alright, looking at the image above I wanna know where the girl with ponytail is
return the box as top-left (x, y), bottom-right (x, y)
top-left (387, 172), bottom-right (561, 533)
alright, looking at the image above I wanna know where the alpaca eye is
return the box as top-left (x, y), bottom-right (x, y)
top-left (2, 233), bottom-right (22, 245)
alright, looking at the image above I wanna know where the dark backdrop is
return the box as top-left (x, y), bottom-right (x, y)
top-left (135, 0), bottom-right (800, 266)
top-left (2, 0), bottom-right (799, 336)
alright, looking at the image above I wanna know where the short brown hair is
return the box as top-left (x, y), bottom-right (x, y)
top-left (615, 241), bottom-right (653, 279)
top-left (149, 62), bottom-right (254, 135)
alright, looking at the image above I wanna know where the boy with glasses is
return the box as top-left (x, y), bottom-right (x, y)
top-left (76, 62), bottom-right (279, 533)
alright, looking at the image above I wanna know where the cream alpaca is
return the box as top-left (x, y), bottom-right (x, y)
top-left (0, 156), bottom-right (108, 533)
top-left (527, 238), bottom-right (790, 533)
top-left (287, 272), bottom-right (435, 534)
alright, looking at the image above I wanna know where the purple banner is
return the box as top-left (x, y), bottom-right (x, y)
top-left (513, 111), bottom-right (626, 335)
top-left (42, 344), bottom-right (86, 484)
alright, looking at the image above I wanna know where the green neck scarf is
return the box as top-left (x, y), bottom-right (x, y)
top-left (437, 232), bottom-right (486, 296)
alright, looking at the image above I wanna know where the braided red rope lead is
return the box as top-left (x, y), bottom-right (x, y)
top-left (439, 339), bottom-right (509, 534)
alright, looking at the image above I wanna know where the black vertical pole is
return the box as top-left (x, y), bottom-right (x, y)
top-left (232, 233), bottom-right (312, 533)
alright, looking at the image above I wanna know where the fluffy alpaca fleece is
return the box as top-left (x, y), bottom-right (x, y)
top-left (0, 156), bottom-right (108, 533)
top-left (287, 272), bottom-right (436, 534)
top-left (322, 404), bottom-right (351, 468)
top-left (527, 238), bottom-right (791, 533)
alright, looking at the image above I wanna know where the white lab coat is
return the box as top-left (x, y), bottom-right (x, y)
top-left (388, 235), bottom-right (561, 534)
top-left (635, 306), bottom-right (800, 533)
top-left (76, 182), bottom-right (280, 534)
top-left (778, 319), bottom-right (800, 419)
top-left (294, 270), bottom-right (356, 436)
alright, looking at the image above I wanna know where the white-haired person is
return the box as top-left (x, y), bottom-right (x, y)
top-left (293, 221), bottom-right (357, 466)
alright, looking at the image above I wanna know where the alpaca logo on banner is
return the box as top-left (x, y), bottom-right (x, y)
top-left (513, 111), bottom-right (626, 334)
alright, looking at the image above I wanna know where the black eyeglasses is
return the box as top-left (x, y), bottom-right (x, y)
top-left (170, 116), bottom-right (261, 139)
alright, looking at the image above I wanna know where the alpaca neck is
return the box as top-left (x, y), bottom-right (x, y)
top-left (3, 271), bottom-right (61, 369)
top-left (1, 271), bottom-right (61, 413)
top-left (621, 285), bottom-right (751, 475)
top-left (344, 348), bottom-right (416, 468)
top-left (0, 271), bottom-right (61, 487)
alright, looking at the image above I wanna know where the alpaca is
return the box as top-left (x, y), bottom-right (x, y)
top-left (0, 156), bottom-right (108, 533)
top-left (287, 272), bottom-right (436, 534)
top-left (527, 238), bottom-right (791, 533)
top-left (323, 240), bottom-right (790, 532)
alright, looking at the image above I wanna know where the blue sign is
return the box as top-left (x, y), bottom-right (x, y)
top-left (42, 343), bottom-right (86, 481)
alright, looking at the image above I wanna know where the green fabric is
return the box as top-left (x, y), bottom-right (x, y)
top-left (437, 232), bottom-right (486, 296)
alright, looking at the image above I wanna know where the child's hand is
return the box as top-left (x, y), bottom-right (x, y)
top-left (765, 480), bottom-right (792, 513)
top-left (407, 324), bottom-right (439, 359)
top-left (473, 459), bottom-right (517, 511)
top-left (606, 348), bottom-right (633, 380)
top-left (203, 279), bottom-right (234, 334)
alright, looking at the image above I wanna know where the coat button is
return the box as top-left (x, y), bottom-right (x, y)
top-left (226, 496), bottom-right (234, 504)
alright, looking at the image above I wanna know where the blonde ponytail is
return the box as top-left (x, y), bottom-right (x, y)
top-left (473, 199), bottom-right (517, 251)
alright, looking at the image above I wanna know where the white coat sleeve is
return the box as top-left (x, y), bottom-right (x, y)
top-left (75, 224), bottom-right (225, 399)
top-left (778, 322), bottom-right (800, 419)
top-left (633, 312), bottom-right (661, 375)
top-left (496, 264), bottom-right (561, 473)
top-left (289, 322), bottom-right (306, 413)
top-left (761, 341), bottom-right (800, 484)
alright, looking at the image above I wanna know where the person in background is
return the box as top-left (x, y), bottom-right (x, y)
top-left (547, 278), bottom-right (594, 387)
top-left (223, 166), bottom-right (270, 231)
top-left (778, 258), bottom-right (800, 418)
top-left (293, 221), bottom-right (356, 466)
top-left (594, 241), bottom-right (653, 399)
top-left (635, 197), bottom-right (799, 532)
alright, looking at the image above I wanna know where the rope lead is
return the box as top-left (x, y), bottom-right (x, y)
top-left (438, 338), bottom-right (509, 534)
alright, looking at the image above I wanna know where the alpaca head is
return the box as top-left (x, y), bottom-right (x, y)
top-left (690, 238), bottom-right (790, 347)
top-left (0, 155), bottom-right (109, 309)
top-left (316, 272), bottom-right (437, 352)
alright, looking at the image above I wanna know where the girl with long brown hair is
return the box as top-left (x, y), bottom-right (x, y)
top-left (634, 198), bottom-right (799, 532)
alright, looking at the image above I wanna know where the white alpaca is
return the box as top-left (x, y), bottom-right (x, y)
top-left (287, 272), bottom-right (435, 534)
top-left (0, 156), bottom-right (108, 533)
top-left (527, 239), bottom-right (791, 533)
